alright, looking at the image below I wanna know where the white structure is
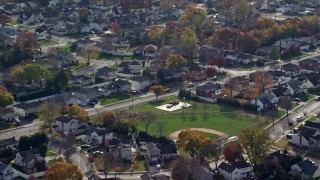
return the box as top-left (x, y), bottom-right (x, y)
top-left (251, 93), bottom-right (278, 111)
top-left (290, 159), bottom-right (320, 179)
top-left (130, 76), bottom-right (153, 91)
top-left (0, 162), bottom-right (14, 180)
top-left (0, 107), bottom-right (14, 122)
top-left (13, 102), bottom-right (41, 117)
top-left (82, 127), bottom-right (113, 145)
top-left (218, 161), bottom-right (253, 180)
top-left (287, 79), bottom-right (308, 95)
top-left (14, 148), bottom-right (44, 170)
top-left (292, 121), bottom-right (320, 147)
top-left (54, 116), bottom-right (87, 134)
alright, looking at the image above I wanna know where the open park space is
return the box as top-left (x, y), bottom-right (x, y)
top-left (133, 97), bottom-right (271, 137)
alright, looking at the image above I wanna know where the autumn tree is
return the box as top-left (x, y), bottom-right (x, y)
top-left (270, 45), bottom-right (280, 60)
top-left (0, 13), bottom-right (11, 27)
top-left (10, 64), bottom-right (50, 88)
top-left (253, 71), bottom-right (273, 93)
top-left (102, 110), bottom-right (115, 127)
top-left (67, 104), bottom-right (90, 121)
top-left (79, 8), bottom-right (89, 23)
top-left (150, 85), bottom-right (165, 101)
top-left (180, 3), bottom-right (207, 30)
top-left (14, 32), bottom-right (40, 53)
top-left (0, 86), bottom-right (14, 107)
top-left (76, 44), bottom-right (100, 65)
top-left (223, 142), bottom-right (244, 163)
top-left (177, 129), bottom-right (211, 162)
top-left (208, 56), bottom-right (227, 72)
top-left (238, 127), bottom-right (272, 169)
top-left (147, 26), bottom-right (166, 45)
top-left (237, 32), bottom-right (261, 53)
top-left (167, 54), bottom-right (187, 69)
top-left (38, 102), bottom-right (61, 132)
top-left (140, 112), bottom-right (156, 133)
top-left (278, 96), bottom-right (293, 118)
top-left (111, 21), bottom-right (121, 36)
top-left (180, 27), bottom-right (199, 59)
top-left (205, 67), bottom-right (217, 78)
top-left (222, 77), bottom-right (240, 99)
top-left (244, 84), bottom-right (260, 100)
top-left (45, 162), bottom-right (83, 180)
top-left (217, 0), bottom-right (249, 24)
top-left (171, 157), bottom-right (201, 180)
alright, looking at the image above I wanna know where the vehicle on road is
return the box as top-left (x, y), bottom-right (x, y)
top-left (286, 134), bottom-right (293, 139)
top-left (93, 151), bottom-right (103, 157)
top-left (293, 98), bottom-right (301, 102)
top-left (316, 96), bottom-right (320, 101)
top-left (296, 116), bottom-right (303, 122)
top-left (81, 144), bottom-right (90, 149)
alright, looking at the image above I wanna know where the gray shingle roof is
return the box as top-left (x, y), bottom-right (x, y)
top-left (258, 93), bottom-right (276, 105)
top-left (288, 79), bottom-right (304, 91)
top-left (197, 82), bottom-right (221, 91)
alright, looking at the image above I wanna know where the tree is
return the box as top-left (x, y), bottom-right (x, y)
top-left (278, 97), bottom-right (293, 118)
top-left (102, 153), bottom-right (115, 179)
top-left (217, 0), bottom-right (249, 24)
top-left (270, 45), bottom-right (280, 60)
top-left (172, 157), bottom-right (201, 180)
top-left (266, 109), bottom-right (279, 130)
top-left (156, 120), bottom-right (166, 137)
top-left (120, 0), bottom-right (132, 14)
top-left (51, 70), bottom-right (69, 93)
top-left (208, 56), bottom-right (227, 72)
top-left (87, 156), bottom-right (95, 171)
top-left (180, 3), bottom-right (207, 29)
top-left (167, 54), bottom-right (187, 69)
top-left (222, 77), bottom-right (240, 99)
top-left (67, 104), bottom-right (90, 121)
top-left (237, 32), bottom-right (261, 53)
top-left (0, 13), bottom-right (11, 27)
top-left (102, 110), bottom-right (115, 127)
top-left (206, 0), bottom-right (214, 9)
top-left (180, 27), bottom-right (199, 59)
top-left (79, 8), bottom-right (89, 23)
top-left (38, 102), bottom-right (61, 132)
top-left (140, 112), bottom-right (156, 133)
top-left (177, 129), bottom-right (211, 162)
top-left (14, 32), bottom-right (40, 52)
top-left (147, 26), bottom-right (166, 45)
top-left (205, 67), bottom-right (217, 78)
top-left (0, 86), bottom-right (14, 107)
top-left (111, 21), bottom-right (121, 36)
top-left (274, 166), bottom-right (286, 180)
top-left (76, 44), bottom-right (100, 65)
top-left (253, 71), bottom-right (273, 93)
top-left (150, 85), bottom-right (165, 101)
top-left (244, 84), bottom-right (260, 100)
top-left (223, 142), bottom-right (244, 163)
top-left (238, 127), bottom-right (272, 169)
top-left (204, 138), bottom-right (226, 169)
top-left (45, 162), bottom-right (83, 180)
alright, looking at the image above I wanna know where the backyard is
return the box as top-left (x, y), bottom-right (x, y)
top-left (132, 97), bottom-right (271, 137)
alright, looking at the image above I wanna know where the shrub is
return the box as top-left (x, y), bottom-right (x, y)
top-left (19, 89), bottom-right (53, 101)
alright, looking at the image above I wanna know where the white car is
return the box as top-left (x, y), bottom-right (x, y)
top-left (296, 116), bottom-right (303, 122)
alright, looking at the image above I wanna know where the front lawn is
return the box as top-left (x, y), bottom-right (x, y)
top-left (39, 39), bottom-right (59, 46)
top-left (100, 95), bottom-right (132, 106)
top-left (273, 136), bottom-right (292, 151)
top-left (47, 158), bottom-right (64, 166)
top-left (71, 62), bottom-right (88, 71)
top-left (95, 157), bottom-right (147, 172)
top-left (307, 116), bottom-right (316, 122)
top-left (132, 97), bottom-right (267, 137)
top-left (293, 94), bottom-right (315, 102)
top-left (45, 150), bottom-right (57, 157)
top-left (57, 45), bottom-right (72, 52)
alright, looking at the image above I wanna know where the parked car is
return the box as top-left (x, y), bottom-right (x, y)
top-left (169, 100), bottom-right (179, 105)
top-left (81, 144), bottom-right (90, 149)
top-left (88, 101), bottom-right (95, 106)
top-left (286, 134), bottom-right (293, 139)
top-left (293, 98), bottom-right (301, 102)
top-left (46, 34), bottom-right (52, 39)
top-left (93, 151), bottom-right (103, 157)
top-left (296, 116), bottom-right (303, 122)
top-left (316, 96), bottom-right (320, 101)
top-left (293, 128), bottom-right (298, 133)
top-left (166, 104), bottom-right (173, 108)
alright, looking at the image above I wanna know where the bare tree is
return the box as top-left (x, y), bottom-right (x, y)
top-left (204, 138), bottom-right (226, 170)
top-left (203, 102), bottom-right (209, 120)
top-left (266, 109), bottom-right (279, 130)
top-left (103, 153), bottom-right (115, 179)
top-left (140, 112), bottom-right (156, 133)
top-left (278, 97), bottom-right (293, 118)
top-left (76, 44), bottom-right (100, 65)
top-left (223, 77), bottom-right (240, 99)
top-left (156, 120), bottom-right (166, 137)
top-left (191, 102), bottom-right (198, 120)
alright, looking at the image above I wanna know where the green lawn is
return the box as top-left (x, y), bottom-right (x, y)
top-left (95, 157), bottom-right (147, 172)
top-left (278, 109), bottom-right (287, 118)
top-left (39, 39), bottom-right (59, 46)
top-left (307, 116), bottom-right (316, 122)
top-left (10, 19), bottom-right (18, 25)
top-left (57, 45), bottom-right (72, 52)
top-left (132, 98), bottom-right (267, 137)
top-left (71, 62), bottom-right (88, 71)
top-left (45, 150), bottom-right (57, 157)
top-left (293, 94), bottom-right (315, 102)
top-left (47, 158), bottom-right (64, 166)
top-left (0, 123), bottom-right (14, 132)
top-left (100, 95), bottom-right (132, 106)
top-left (64, 33), bottom-right (95, 39)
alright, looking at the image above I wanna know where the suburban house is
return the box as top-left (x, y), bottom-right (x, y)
top-left (0, 35), bottom-right (15, 47)
top-left (146, 142), bottom-right (161, 163)
top-left (130, 76), bottom-right (154, 91)
top-left (146, 143), bottom-right (178, 163)
top-left (82, 127), bottom-right (113, 145)
top-left (286, 79), bottom-right (308, 95)
top-left (13, 101), bottom-right (41, 117)
top-left (292, 121), bottom-right (320, 147)
top-left (0, 162), bottom-right (14, 180)
top-left (251, 93), bottom-right (278, 111)
top-left (160, 69), bottom-right (183, 81)
top-left (192, 166), bottom-right (214, 180)
top-left (281, 63), bottom-right (300, 76)
top-left (54, 116), bottom-right (87, 134)
top-left (0, 107), bottom-right (14, 122)
top-left (70, 74), bottom-right (94, 86)
top-left (133, 44), bottom-right (157, 57)
top-left (14, 148), bottom-right (44, 171)
top-left (196, 82), bottom-right (222, 102)
top-left (218, 161), bottom-right (253, 180)
top-left (114, 142), bottom-right (137, 161)
top-left (95, 67), bottom-right (117, 81)
top-left (305, 74), bottom-right (320, 89)
top-left (70, 88), bottom-right (104, 106)
top-left (49, 51), bottom-right (75, 67)
top-left (289, 159), bottom-right (320, 179)
top-left (108, 139), bottom-right (132, 152)
top-left (107, 79), bottom-right (132, 94)
top-left (117, 61), bottom-right (143, 74)
top-left (237, 53), bottom-right (256, 64)
top-left (266, 87), bottom-right (291, 98)
top-left (299, 58), bottom-right (320, 71)
top-left (0, 137), bottom-right (17, 150)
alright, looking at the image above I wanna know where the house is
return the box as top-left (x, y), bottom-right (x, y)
top-left (292, 121), bottom-right (320, 147)
top-left (237, 53), bottom-right (256, 64)
top-left (156, 144), bottom-right (179, 160)
top-left (130, 76), bottom-right (154, 91)
top-left (82, 127), bottom-right (113, 145)
top-left (50, 51), bottom-right (75, 67)
top-left (18, 12), bottom-right (44, 25)
top-left (305, 74), bottom-right (320, 89)
top-left (281, 63), bottom-right (300, 76)
top-left (117, 61), bottom-right (143, 74)
top-left (0, 35), bottom-right (15, 47)
top-left (196, 82), bottom-right (221, 103)
top-left (54, 116), bottom-right (87, 134)
top-left (0, 107), bottom-right (14, 122)
top-left (0, 137), bottom-right (18, 150)
top-left (133, 45), bottom-right (157, 57)
top-left (13, 101), bottom-right (41, 117)
top-left (251, 93), bottom-right (278, 111)
top-left (218, 161), bottom-right (253, 180)
top-left (70, 74), bottom-right (94, 86)
top-left (108, 139), bottom-right (132, 152)
top-left (286, 79), bottom-right (307, 95)
top-left (282, 4), bottom-right (303, 14)
top-left (266, 87), bottom-right (290, 97)
top-left (146, 142), bottom-right (161, 163)
top-left (96, 67), bottom-right (117, 81)
top-left (289, 159), bottom-right (320, 179)
top-left (70, 87), bottom-right (104, 106)
top-left (14, 148), bottom-right (44, 170)
top-left (256, 46), bottom-right (280, 57)
top-left (192, 166), bottom-right (213, 180)
top-left (159, 69), bottom-right (183, 81)
top-left (107, 79), bottom-right (132, 94)
top-left (299, 58), bottom-right (320, 71)
top-left (0, 162), bottom-right (14, 180)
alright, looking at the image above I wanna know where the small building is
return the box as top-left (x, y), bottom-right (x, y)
top-left (14, 148), bottom-right (44, 171)
top-left (0, 162), bottom-right (14, 180)
top-left (130, 76), bottom-right (154, 91)
top-left (218, 161), bottom-right (253, 180)
top-left (54, 116), bottom-right (87, 134)
top-left (13, 101), bottom-right (41, 117)
top-left (95, 66), bottom-right (117, 81)
top-left (281, 63), bottom-right (300, 76)
top-left (0, 137), bottom-right (18, 150)
top-left (286, 79), bottom-right (308, 95)
top-left (146, 142), bottom-right (161, 163)
top-left (305, 74), bottom-right (320, 89)
top-left (0, 107), bottom-right (15, 122)
top-left (292, 121), bottom-right (320, 147)
top-left (82, 127), bottom-right (113, 145)
top-left (196, 82), bottom-right (221, 103)
top-left (251, 93), bottom-right (278, 111)
top-left (289, 159), bottom-right (320, 179)
top-left (117, 61), bottom-right (143, 74)
top-left (107, 79), bottom-right (132, 94)
top-left (299, 58), bottom-right (320, 72)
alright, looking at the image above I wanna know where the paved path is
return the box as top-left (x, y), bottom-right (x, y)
top-left (169, 128), bottom-right (228, 140)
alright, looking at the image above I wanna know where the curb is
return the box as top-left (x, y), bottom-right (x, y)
top-left (0, 123), bottom-right (34, 133)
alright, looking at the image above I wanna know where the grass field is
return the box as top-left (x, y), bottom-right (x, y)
top-left (39, 39), bottom-right (59, 46)
top-left (71, 62), bottom-right (88, 71)
top-left (132, 97), bottom-right (268, 137)
top-left (45, 150), bottom-right (57, 157)
top-left (58, 45), bottom-right (72, 52)
top-left (95, 157), bottom-right (147, 172)
top-left (100, 95), bottom-right (132, 106)
top-left (47, 158), bottom-right (64, 166)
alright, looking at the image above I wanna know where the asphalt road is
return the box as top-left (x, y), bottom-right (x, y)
top-left (0, 121), bottom-right (40, 140)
